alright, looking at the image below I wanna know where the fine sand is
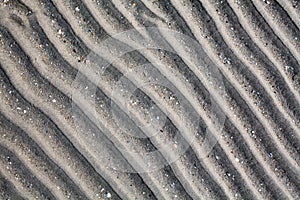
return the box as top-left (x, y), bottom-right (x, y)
top-left (0, 0), bottom-right (300, 199)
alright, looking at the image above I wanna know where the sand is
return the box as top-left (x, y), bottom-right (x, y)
top-left (0, 0), bottom-right (299, 199)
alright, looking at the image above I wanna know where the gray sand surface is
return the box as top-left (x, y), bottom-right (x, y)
top-left (0, 0), bottom-right (300, 199)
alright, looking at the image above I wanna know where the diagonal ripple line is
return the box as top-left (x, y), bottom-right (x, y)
top-left (1, 0), bottom-right (300, 199)
top-left (72, 26), bottom-right (226, 173)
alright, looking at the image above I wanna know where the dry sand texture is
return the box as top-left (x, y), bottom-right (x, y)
top-left (0, 0), bottom-right (300, 199)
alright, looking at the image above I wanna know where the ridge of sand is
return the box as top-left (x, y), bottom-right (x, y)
top-left (0, 0), bottom-right (299, 199)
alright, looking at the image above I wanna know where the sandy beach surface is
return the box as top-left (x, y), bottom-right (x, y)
top-left (0, 0), bottom-right (300, 199)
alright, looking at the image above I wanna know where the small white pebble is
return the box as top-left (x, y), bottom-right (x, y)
top-left (268, 152), bottom-right (273, 158)
top-left (57, 29), bottom-right (63, 35)
top-left (75, 7), bottom-right (80, 12)
top-left (52, 99), bottom-right (56, 103)
top-left (106, 192), bottom-right (111, 198)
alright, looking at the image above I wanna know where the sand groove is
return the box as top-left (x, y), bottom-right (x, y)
top-left (0, 0), bottom-right (299, 199)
